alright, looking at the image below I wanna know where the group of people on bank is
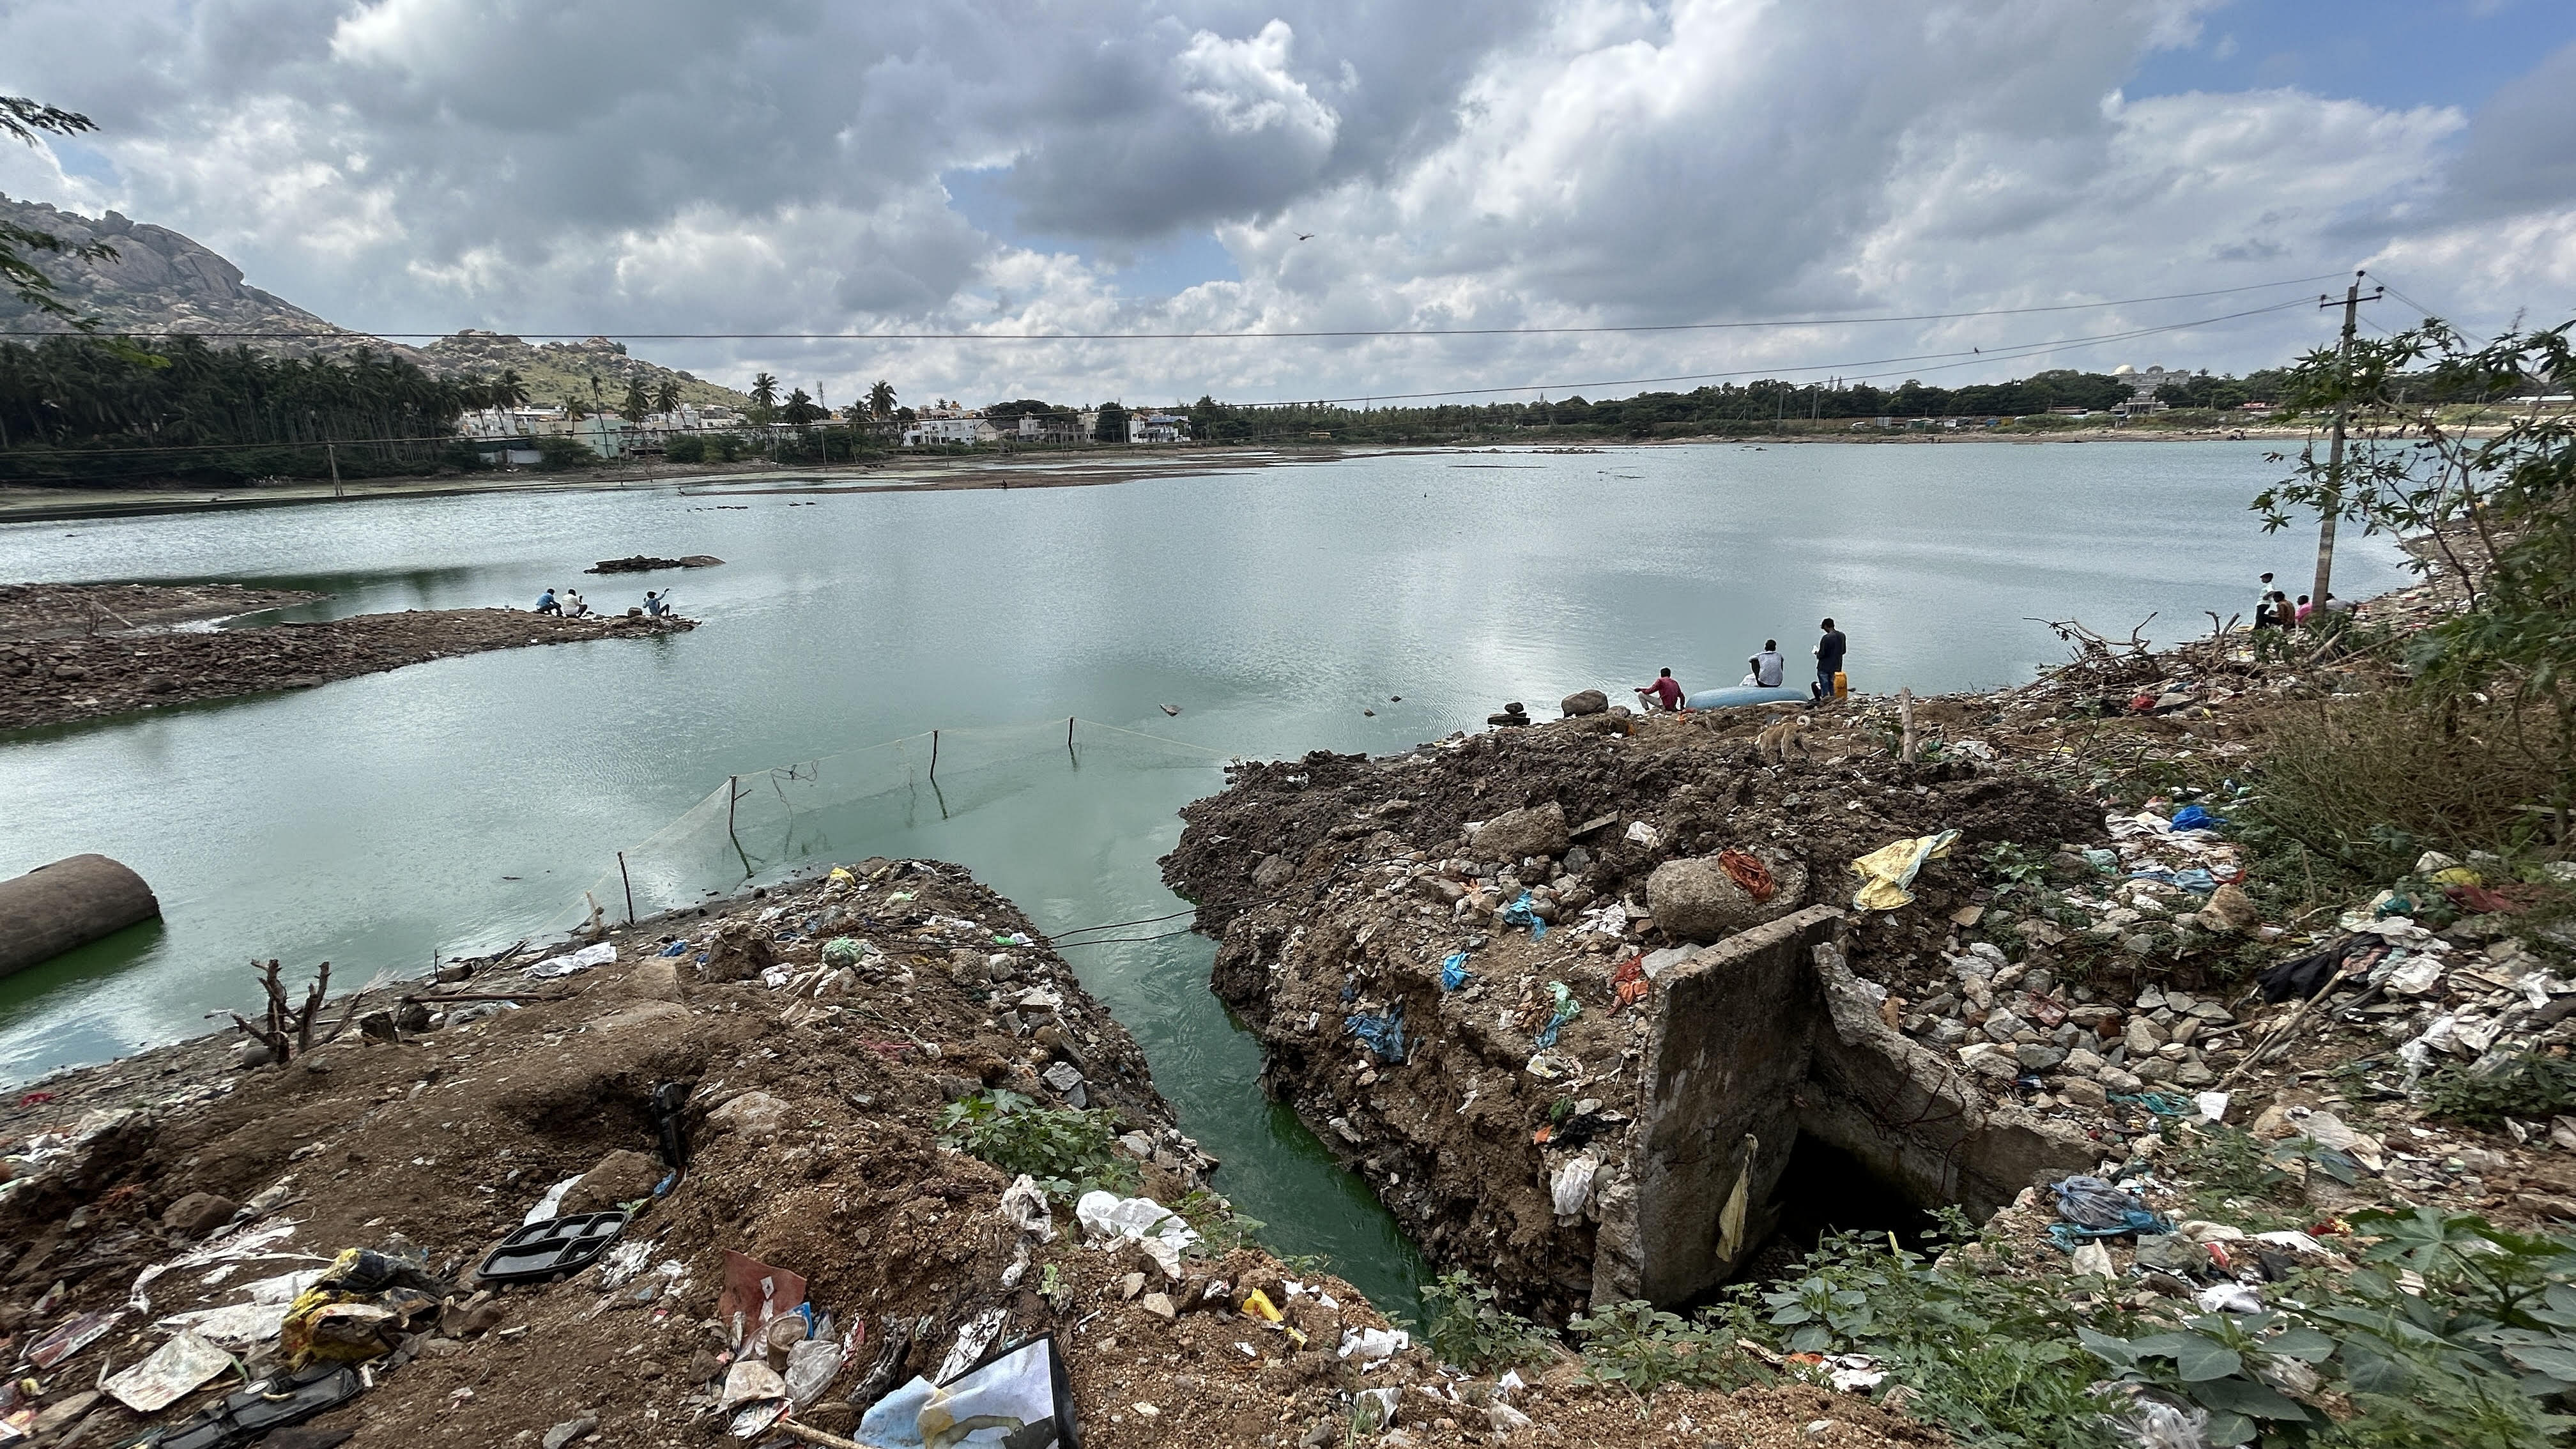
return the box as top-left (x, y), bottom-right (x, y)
top-left (1632, 618), bottom-right (1849, 712)
top-left (2251, 571), bottom-right (2357, 630)
top-left (532, 587), bottom-right (676, 619)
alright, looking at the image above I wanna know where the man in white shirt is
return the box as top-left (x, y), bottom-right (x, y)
top-left (2252, 572), bottom-right (2276, 628)
top-left (1748, 640), bottom-right (1787, 689)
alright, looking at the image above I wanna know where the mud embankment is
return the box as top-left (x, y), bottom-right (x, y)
top-left (0, 582), bottom-right (696, 731)
top-left (0, 859), bottom-right (1931, 1449)
top-left (1163, 712), bottom-right (2113, 1319)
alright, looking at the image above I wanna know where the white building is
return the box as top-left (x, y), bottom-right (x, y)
top-left (1016, 412), bottom-right (1085, 443)
top-left (2110, 364), bottom-right (2177, 412)
top-left (1128, 411), bottom-right (1190, 443)
top-left (903, 412), bottom-right (1000, 447)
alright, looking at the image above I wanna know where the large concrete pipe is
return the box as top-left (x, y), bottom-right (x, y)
top-left (0, 854), bottom-right (161, 979)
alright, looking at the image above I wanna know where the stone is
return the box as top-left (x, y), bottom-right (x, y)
top-left (1961, 1048), bottom-right (2021, 1083)
top-left (624, 958), bottom-right (687, 1002)
top-left (1982, 1011), bottom-right (2025, 1043)
top-left (2064, 1047), bottom-right (2106, 1077)
top-left (2124, 1016), bottom-right (2167, 1055)
top-left (1560, 689), bottom-right (1609, 717)
top-left (2099, 1067), bottom-right (2145, 1096)
top-left (2059, 1078), bottom-right (2109, 1108)
top-left (161, 1191), bottom-right (238, 1238)
top-left (2016, 1044), bottom-right (2067, 1071)
top-left (1139, 1292), bottom-right (1177, 1320)
top-left (543, 1416), bottom-right (599, 1449)
top-left (2172, 1059), bottom-right (2218, 1088)
top-left (1924, 1019), bottom-right (1969, 1047)
top-left (1118, 1272), bottom-right (1146, 1300)
top-left (1645, 852), bottom-right (1807, 943)
top-left (1250, 854), bottom-right (1292, 889)
top-left (1472, 803), bottom-right (1570, 861)
top-left (563, 1149), bottom-right (663, 1215)
top-left (2131, 1057), bottom-right (2174, 1084)
top-left (708, 1090), bottom-right (792, 1142)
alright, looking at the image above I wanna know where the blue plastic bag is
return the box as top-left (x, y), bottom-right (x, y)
top-left (1440, 953), bottom-right (1472, 991)
top-left (2170, 804), bottom-right (2226, 832)
top-left (1499, 891), bottom-right (1548, 940)
top-left (1531, 981), bottom-right (1580, 1048)
top-left (1347, 1009), bottom-right (1406, 1064)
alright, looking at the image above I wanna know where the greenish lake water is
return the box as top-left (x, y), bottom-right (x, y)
top-left (0, 440), bottom-right (2408, 1317)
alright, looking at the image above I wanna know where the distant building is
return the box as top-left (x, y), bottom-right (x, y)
top-left (1128, 411), bottom-right (1190, 443)
top-left (903, 408), bottom-right (999, 447)
top-left (1016, 412), bottom-right (1085, 444)
top-left (2110, 364), bottom-right (2175, 412)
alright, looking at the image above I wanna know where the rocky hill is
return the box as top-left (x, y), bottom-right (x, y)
top-left (0, 195), bottom-right (747, 405)
top-left (0, 193), bottom-right (424, 362)
top-left (422, 331), bottom-right (748, 410)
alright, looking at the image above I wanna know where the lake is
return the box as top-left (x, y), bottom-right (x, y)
top-left (0, 438), bottom-right (2408, 1315)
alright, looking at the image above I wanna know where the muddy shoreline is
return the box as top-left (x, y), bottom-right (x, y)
top-left (0, 583), bottom-right (697, 732)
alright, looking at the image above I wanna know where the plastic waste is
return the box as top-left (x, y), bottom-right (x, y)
top-left (1338, 1326), bottom-right (1409, 1368)
top-left (2070, 1241), bottom-right (2117, 1279)
top-left (2109, 1398), bottom-right (2212, 1449)
top-left (1347, 1008), bottom-right (1406, 1063)
top-left (105, 1329), bottom-right (233, 1413)
top-left (1440, 952), bottom-right (1471, 991)
top-left (719, 1360), bottom-right (787, 1411)
top-left (1532, 981), bottom-right (1580, 1049)
top-left (1499, 891), bottom-right (1549, 939)
top-left (1353, 1386), bottom-right (1401, 1434)
top-left (2194, 1283), bottom-right (2263, 1314)
top-left (999, 1175), bottom-right (1056, 1242)
top-left (2048, 1176), bottom-right (2174, 1245)
top-left (2168, 805), bottom-right (2225, 832)
top-left (658, 939), bottom-right (689, 957)
top-left (859, 1334), bottom-right (1078, 1448)
top-left (528, 941), bottom-right (616, 978)
top-left (822, 937), bottom-right (867, 970)
top-left (1074, 1191), bottom-right (1199, 1277)
top-left (1241, 1289), bottom-right (1282, 1323)
top-left (1849, 830), bottom-right (1960, 911)
top-left (783, 1335), bottom-right (844, 1407)
top-left (1550, 1153), bottom-right (1599, 1218)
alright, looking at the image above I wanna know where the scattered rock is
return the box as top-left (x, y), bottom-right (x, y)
top-left (160, 1191), bottom-right (238, 1237)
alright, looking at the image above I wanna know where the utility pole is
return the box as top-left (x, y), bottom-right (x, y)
top-left (2312, 271), bottom-right (2383, 611)
top-left (326, 441), bottom-right (342, 497)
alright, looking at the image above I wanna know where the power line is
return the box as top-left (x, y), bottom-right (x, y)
top-left (1229, 295), bottom-right (2319, 408)
top-left (0, 273), bottom-right (2347, 344)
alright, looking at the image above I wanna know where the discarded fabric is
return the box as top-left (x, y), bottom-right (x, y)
top-left (528, 941), bottom-right (617, 978)
top-left (1347, 1008), bottom-right (1407, 1063)
top-left (1849, 830), bottom-right (1960, 911)
top-left (2168, 805), bottom-right (2226, 832)
top-left (1499, 891), bottom-right (1548, 939)
top-left (658, 939), bottom-right (689, 957)
top-left (1716, 848), bottom-right (1775, 903)
top-left (1075, 1191), bottom-right (1198, 1278)
top-left (1440, 953), bottom-right (1472, 991)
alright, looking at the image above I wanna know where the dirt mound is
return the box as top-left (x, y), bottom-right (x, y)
top-left (0, 587), bottom-right (696, 731)
top-left (0, 859), bottom-right (1928, 1449)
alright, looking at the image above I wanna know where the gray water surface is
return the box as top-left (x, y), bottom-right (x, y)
top-left (0, 440), bottom-right (2408, 1315)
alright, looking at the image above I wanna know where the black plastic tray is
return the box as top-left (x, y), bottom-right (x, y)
top-left (476, 1211), bottom-right (629, 1284)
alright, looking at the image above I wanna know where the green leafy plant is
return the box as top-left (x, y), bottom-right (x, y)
top-left (1170, 1188), bottom-right (1266, 1257)
top-left (2421, 1052), bottom-right (2576, 1130)
top-left (1979, 841), bottom-right (2055, 900)
top-left (1420, 1271), bottom-right (1558, 1374)
top-left (935, 1088), bottom-right (1138, 1197)
top-left (1567, 1300), bottom-right (1759, 1393)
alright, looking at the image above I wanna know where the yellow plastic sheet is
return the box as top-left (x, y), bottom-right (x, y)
top-left (1849, 829), bottom-right (1961, 911)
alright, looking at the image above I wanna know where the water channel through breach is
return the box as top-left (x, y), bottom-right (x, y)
top-left (0, 441), bottom-right (2410, 1320)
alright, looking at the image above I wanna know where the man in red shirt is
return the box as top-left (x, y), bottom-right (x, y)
top-left (1636, 668), bottom-right (1685, 711)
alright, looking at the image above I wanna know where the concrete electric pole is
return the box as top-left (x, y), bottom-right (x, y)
top-left (2312, 271), bottom-right (2384, 611)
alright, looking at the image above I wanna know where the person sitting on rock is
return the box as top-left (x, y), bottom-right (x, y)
top-left (643, 590), bottom-right (671, 618)
top-left (564, 589), bottom-right (590, 618)
top-left (535, 588), bottom-right (560, 615)
top-left (1635, 668), bottom-right (1684, 711)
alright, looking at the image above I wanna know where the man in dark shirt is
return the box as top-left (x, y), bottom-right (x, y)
top-left (1636, 668), bottom-right (1684, 711)
top-left (1814, 618), bottom-right (1847, 701)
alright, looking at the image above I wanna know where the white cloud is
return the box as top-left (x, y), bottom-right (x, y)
top-left (1, 0), bottom-right (2570, 407)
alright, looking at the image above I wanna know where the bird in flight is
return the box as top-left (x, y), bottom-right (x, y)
top-left (1296, 233), bottom-right (1316, 241)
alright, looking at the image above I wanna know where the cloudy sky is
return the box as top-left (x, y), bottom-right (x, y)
top-left (3, 0), bottom-right (2572, 408)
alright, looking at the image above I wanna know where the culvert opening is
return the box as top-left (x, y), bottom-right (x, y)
top-left (1736, 1133), bottom-right (1945, 1287)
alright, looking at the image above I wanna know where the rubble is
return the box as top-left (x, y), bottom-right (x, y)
top-left (0, 859), bottom-right (1910, 1449)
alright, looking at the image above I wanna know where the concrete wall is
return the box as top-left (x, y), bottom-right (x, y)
top-left (1591, 908), bottom-right (2094, 1310)
top-left (1604, 905), bottom-right (1843, 1307)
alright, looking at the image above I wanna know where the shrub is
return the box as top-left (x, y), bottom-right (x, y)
top-left (1421, 1272), bottom-right (1558, 1373)
top-left (664, 433), bottom-right (707, 464)
top-left (531, 434), bottom-right (595, 471)
top-left (2245, 691), bottom-right (2557, 880)
top-left (935, 1089), bottom-right (1138, 1197)
top-left (2421, 1052), bottom-right (2576, 1130)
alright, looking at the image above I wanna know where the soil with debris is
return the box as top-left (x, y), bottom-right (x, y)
top-left (0, 860), bottom-right (1923, 1449)
top-left (1160, 535), bottom-right (2576, 1339)
top-left (0, 583), bottom-right (698, 731)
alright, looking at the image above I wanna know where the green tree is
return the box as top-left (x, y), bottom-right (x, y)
top-left (620, 376), bottom-right (650, 425)
top-left (1092, 401), bottom-right (1130, 443)
top-left (652, 377), bottom-right (681, 415)
top-left (488, 368), bottom-right (528, 411)
top-left (1, 97), bottom-right (114, 322)
top-left (867, 378), bottom-right (897, 418)
top-left (781, 387), bottom-right (822, 427)
top-left (748, 372), bottom-right (779, 425)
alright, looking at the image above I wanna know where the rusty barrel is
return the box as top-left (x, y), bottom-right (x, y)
top-left (0, 854), bottom-right (161, 978)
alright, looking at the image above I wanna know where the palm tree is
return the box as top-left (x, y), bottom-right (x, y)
top-left (652, 377), bottom-right (681, 416)
top-left (492, 369), bottom-right (528, 411)
top-left (620, 376), bottom-right (650, 425)
top-left (867, 379), bottom-right (896, 418)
